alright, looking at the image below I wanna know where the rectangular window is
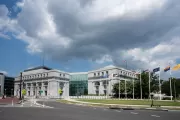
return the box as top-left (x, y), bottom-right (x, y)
top-left (106, 71), bottom-right (108, 75)
top-left (94, 73), bottom-right (96, 76)
top-left (98, 72), bottom-right (100, 76)
top-left (102, 72), bottom-right (104, 76)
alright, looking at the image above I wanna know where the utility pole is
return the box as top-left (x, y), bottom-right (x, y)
top-left (19, 72), bottom-right (22, 100)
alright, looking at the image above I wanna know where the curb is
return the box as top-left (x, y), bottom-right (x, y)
top-left (0, 103), bottom-right (8, 105)
top-left (66, 100), bottom-right (169, 111)
top-left (108, 106), bottom-right (168, 111)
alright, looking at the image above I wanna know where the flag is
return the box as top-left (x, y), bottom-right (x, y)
top-left (153, 67), bottom-right (160, 73)
top-left (172, 64), bottom-right (180, 71)
top-left (164, 66), bottom-right (170, 72)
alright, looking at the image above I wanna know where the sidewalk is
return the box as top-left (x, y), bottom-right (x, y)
top-left (65, 99), bottom-right (180, 111)
top-left (0, 97), bottom-right (20, 105)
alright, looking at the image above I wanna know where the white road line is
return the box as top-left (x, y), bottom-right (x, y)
top-left (103, 109), bottom-right (108, 111)
top-left (130, 112), bottom-right (138, 115)
top-left (115, 110), bottom-right (121, 112)
top-left (93, 108), bottom-right (96, 109)
top-left (151, 115), bottom-right (160, 118)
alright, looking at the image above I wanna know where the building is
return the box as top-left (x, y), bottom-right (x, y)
top-left (69, 72), bottom-right (88, 96)
top-left (14, 65), bottom-right (137, 98)
top-left (88, 65), bottom-right (138, 96)
top-left (14, 66), bottom-right (70, 98)
top-left (0, 73), bottom-right (15, 96)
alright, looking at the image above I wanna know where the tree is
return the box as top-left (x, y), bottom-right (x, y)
top-left (161, 80), bottom-right (171, 96)
top-left (112, 71), bottom-right (159, 99)
top-left (112, 80), bottom-right (133, 98)
top-left (162, 78), bottom-right (180, 98)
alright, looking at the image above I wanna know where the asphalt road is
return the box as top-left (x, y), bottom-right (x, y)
top-left (0, 101), bottom-right (180, 120)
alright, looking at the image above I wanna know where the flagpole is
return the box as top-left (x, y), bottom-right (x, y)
top-left (159, 67), bottom-right (161, 100)
top-left (125, 79), bottom-right (127, 99)
top-left (149, 71), bottom-right (151, 99)
top-left (119, 75), bottom-right (121, 99)
top-left (169, 69), bottom-right (172, 101)
top-left (106, 76), bottom-right (108, 99)
top-left (133, 77), bottom-right (134, 99)
top-left (140, 70), bottom-right (142, 100)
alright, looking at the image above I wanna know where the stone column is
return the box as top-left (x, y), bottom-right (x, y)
top-left (30, 83), bottom-right (33, 96)
top-left (66, 82), bottom-right (69, 97)
top-left (41, 82), bottom-right (44, 96)
top-left (48, 80), bottom-right (58, 98)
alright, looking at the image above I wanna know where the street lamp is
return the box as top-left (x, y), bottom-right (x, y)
top-left (19, 72), bottom-right (22, 100)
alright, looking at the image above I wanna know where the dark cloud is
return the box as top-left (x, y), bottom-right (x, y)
top-left (2, 0), bottom-right (180, 73)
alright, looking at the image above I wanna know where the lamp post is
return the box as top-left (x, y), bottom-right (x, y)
top-left (19, 72), bottom-right (22, 100)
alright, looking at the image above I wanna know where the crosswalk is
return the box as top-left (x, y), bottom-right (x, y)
top-left (0, 99), bottom-right (52, 108)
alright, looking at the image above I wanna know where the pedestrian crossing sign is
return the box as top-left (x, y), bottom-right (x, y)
top-left (58, 89), bottom-right (62, 94)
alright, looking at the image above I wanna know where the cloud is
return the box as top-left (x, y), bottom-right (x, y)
top-left (0, 33), bottom-right (10, 39)
top-left (0, 70), bottom-right (8, 75)
top-left (1, 0), bottom-right (180, 78)
top-left (0, 4), bottom-right (9, 17)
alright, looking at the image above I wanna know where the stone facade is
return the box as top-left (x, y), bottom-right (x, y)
top-left (14, 65), bottom-right (138, 98)
top-left (88, 65), bottom-right (138, 96)
top-left (14, 66), bottom-right (70, 98)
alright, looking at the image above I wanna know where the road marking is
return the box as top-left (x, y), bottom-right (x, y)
top-left (103, 109), bottom-right (108, 111)
top-left (151, 115), bottom-right (160, 118)
top-left (93, 108), bottom-right (96, 109)
top-left (130, 112), bottom-right (138, 115)
top-left (115, 110), bottom-right (121, 112)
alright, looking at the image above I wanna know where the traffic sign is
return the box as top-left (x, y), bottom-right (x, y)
top-left (58, 89), bottom-right (62, 94)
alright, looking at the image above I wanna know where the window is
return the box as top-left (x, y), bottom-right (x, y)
top-left (106, 71), bottom-right (108, 75)
top-left (94, 73), bottom-right (96, 76)
top-left (102, 72), bottom-right (104, 76)
top-left (60, 74), bottom-right (61, 77)
top-left (98, 72), bottom-right (100, 76)
top-left (63, 74), bottom-right (65, 77)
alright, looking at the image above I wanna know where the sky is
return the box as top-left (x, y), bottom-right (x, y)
top-left (0, 0), bottom-right (180, 79)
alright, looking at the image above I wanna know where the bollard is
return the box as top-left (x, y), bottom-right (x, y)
top-left (12, 100), bottom-right (14, 106)
top-left (43, 101), bottom-right (45, 107)
top-left (31, 98), bottom-right (33, 106)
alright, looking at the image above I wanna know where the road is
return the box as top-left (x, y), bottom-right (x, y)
top-left (0, 101), bottom-right (180, 120)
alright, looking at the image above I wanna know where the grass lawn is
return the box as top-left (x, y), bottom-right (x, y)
top-left (76, 99), bottom-right (180, 106)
